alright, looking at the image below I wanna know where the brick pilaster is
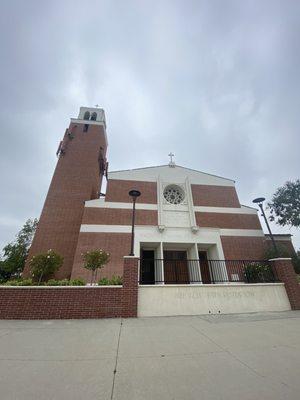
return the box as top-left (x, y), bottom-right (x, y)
top-left (122, 256), bottom-right (139, 318)
top-left (270, 258), bottom-right (300, 310)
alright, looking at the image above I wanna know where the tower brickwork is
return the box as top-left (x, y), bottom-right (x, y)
top-left (24, 107), bottom-right (108, 279)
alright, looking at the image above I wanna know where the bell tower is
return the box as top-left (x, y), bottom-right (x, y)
top-left (25, 107), bottom-right (108, 279)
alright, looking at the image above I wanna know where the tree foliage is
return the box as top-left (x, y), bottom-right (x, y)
top-left (82, 249), bottom-right (110, 284)
top-left (0, 218), bottom-right (38, 282)
top-left (29, 250), bottom-right (63, 283)
top-left (268, 180), bottom-right (300, 228)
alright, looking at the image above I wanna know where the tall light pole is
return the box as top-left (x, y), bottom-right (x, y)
top-left (129, 190), bottom-right (141, 256)
top-left (253, 197), bottom-right (279, 256)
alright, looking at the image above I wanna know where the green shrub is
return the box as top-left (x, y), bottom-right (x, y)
top-left (98, 276), bottom-right (123, 286)
top-left (244, 262), bottom-right (275, 283)
top-left (46, 278), bottom-right (69, 286)
top-left (29, 250), bottom-right (63, 283)
top-left (4, 278), bottom-right (33, 286)
top-left (109, 275), bottom-right (123, 285)
top-left (69, 278), bottom-right (85, 286)
top-left (98, 277), bottom-right (110, 285)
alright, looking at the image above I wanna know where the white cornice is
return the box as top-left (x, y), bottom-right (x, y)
top-left (80, 224), bottom-right (265, 237)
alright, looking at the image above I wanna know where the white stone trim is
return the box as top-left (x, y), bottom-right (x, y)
top-left (138, 283), bottom-right (285, 288)
top-left (268, 258), bottom-right (292, 261)
top-left (219, 229), bottom-right (264, 237)
top-left (157, 176), bottom-right (164, 227)
top-left (80, 224), bottom-right (264, 238)
top-left (194, 206), bottom-right (257, 214)
top-left (186, 177), bottom-right (198, 231)
top-left (265, 236), bottom-right (292, 241)
top-left (80, 225), bottom-right (132, 233)
top-left (85, 199), bottom-right (157, 210)
top-left (71, 118), bottom-right (105, 127)
top-left (84, 200), bottom-right (259, 216)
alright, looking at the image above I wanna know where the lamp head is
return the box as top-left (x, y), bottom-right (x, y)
top-left (129, 189), bottom-right (141, 199)
top-left (252, 197), bottom-right (265, 205)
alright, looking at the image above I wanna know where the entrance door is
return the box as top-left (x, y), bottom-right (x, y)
top-left (163, 251), bottom-right (190, 284)
top-left (140, 250), bottom-right (155, 284)
top-left (198, 251), bottom-right (211, 284)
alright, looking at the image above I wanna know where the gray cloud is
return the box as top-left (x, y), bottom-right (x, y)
top-left (0, 0), bottom-right (299, 249)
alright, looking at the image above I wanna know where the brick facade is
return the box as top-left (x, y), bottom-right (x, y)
top-left (24, 122), bottom-right (107, 279)
top-left (196, 212), bottom-right (262, 230)
top-left (82, 207), bottom-right (158, 225)
top-left (192, 184), bottom-right (240, 207)
top-left (105, 179), bottom-right (157, 203)
top-left (271, 258), bottom-right (300, 310)
top-left (266, 240), bottom-right (296, 256)
top-left (221, 236), bottom-right (267, 259)
top-left (0, 257), bottom-right (139, 319)
top-left (71, 232), bottom-right (131, 281)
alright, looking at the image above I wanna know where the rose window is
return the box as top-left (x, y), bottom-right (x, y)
top-left (163, 185), bottom-right (185, 204)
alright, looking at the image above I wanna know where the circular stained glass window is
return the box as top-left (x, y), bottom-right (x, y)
top-left (163, 185), bottom-right (185, 205)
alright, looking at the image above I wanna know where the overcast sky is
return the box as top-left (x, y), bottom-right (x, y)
top-left (0, 0), bottom-right (299, 251)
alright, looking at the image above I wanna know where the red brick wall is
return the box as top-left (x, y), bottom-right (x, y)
top-left (0, 287), bottom-right (122, 319)
top-left (221, 236), bottom-right (267, 259)
top-left (105, 179), bottom-right (157, 203)
top-left (82, 208), bottom-right (157, 225)
top-left (196, 212), bottom-right (262, 230)
top-left (24, 123), bottom-right (107, 279)
top-left (0, 257), bottom-right (139, 319)
top-left (122, 257), bottom-right (139, 318)
top-left (192, 185), bottom-right (240, 207)
top-left (266, 240), bottom-right (296, 255)
top-left (71, 232), bottom-right (131, 281)
top-left (271, 259), bottom-right (300, 310)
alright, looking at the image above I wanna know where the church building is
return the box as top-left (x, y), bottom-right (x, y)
top-left (25, 107), bottom-right (295, 285)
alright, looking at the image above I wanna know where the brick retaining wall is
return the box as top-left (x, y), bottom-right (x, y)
top-left (0, 287), bottom-right (122, 319)
top-left (0, 257), bottom-right (139, 320)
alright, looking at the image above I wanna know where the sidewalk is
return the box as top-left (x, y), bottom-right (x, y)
top-left (0, 311), bottom-right (300, 399)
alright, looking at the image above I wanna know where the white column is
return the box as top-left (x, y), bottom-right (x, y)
top-left (188, 244), bottom-right (201, 284)
top-left (156, 242), bottom-right (164, 284)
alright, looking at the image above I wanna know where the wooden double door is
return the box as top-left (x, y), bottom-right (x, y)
top-left (163, 251), bottom-right (190, 284)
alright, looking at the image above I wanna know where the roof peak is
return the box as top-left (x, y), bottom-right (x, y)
top-left (108, 164), bottom-right (235, 182)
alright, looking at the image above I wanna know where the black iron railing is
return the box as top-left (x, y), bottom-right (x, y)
top-left (139, 259), bottom-right (279, 285)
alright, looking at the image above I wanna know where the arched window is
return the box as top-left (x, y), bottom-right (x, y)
top-left (83, 111), bottom-right (90, 120)
top-left (91, 112), bottom-right (97, 121)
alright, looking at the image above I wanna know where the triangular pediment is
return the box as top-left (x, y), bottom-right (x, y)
top-left (108, 165), bottom-right (235, 187)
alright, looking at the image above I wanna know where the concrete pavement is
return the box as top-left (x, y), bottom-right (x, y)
top-left (0, 311), bottom-right (300, 399)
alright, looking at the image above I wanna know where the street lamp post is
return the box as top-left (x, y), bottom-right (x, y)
top-left (252, 197), bottom-right (279, 256)
top-left (129, 190), bottom-right (141, 256)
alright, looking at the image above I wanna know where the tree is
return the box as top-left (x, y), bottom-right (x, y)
top-left (82, 249), bottom-right (110, 284)
top-left (264, 244), bottom-right (300, 275)
top-left (29, 250), bottom-right (63, 283)
top-left (268, 180), bottom-right (300, 227)
top-left (0, 218), bottom-right (38, 282)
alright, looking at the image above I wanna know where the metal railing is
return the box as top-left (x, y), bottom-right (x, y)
top-left (139, 259), bottom-right (279, 285)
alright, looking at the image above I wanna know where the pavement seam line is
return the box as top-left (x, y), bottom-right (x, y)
top-left (189, 322), bottom-right (265, 378)
top-left (110, 318), bottom-right (123, 400)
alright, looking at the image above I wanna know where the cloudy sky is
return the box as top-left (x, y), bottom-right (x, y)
top-left (0, 0), bottom-right (299, 251)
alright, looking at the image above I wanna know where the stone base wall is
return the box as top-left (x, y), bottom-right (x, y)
top-left (138, 283), bottom-right (291, 317)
